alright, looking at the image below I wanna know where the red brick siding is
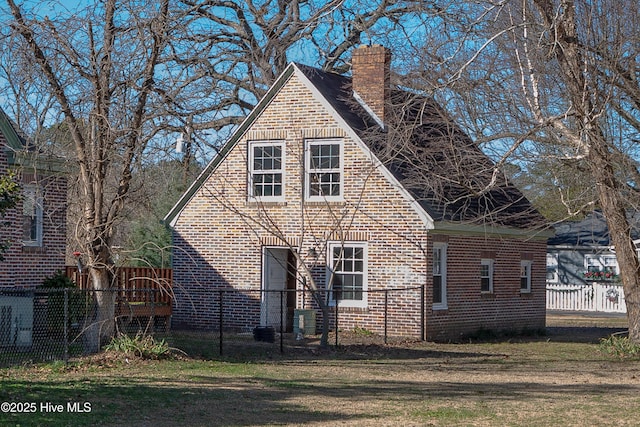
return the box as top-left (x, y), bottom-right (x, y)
top-left (0, 138), bottom-right (68, 287)
top-left (171, 71), bottom-right (546, 339)
top-left (425, 234), bottom-right (546, 340)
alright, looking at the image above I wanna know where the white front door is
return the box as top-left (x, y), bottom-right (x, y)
top-left (261, 248), bottom-right (289, 330)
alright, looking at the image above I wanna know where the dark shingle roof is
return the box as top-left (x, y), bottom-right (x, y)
top-left (296, 64), bottom-right (546, 230)
top-left (548, 210), bottom-right (640, 247)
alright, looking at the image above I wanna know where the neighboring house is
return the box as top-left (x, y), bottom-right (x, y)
top-left (0, 107), bottom-right (67, 287)
top-left (165, 45), bottom-right (549, 341)
top-left (546, 210), bottom-right (636, 313)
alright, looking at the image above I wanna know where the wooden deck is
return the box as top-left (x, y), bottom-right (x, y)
top-left (64, 266), bottom-right (173, 320)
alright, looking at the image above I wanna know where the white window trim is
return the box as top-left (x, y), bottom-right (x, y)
top-left (432, 243), bottom-right (448, 310)
top-left (327, 241), bottom-right (367, 308)
top-left (520, 260), bottom-right (532, 293)
top-left (480, 258), bottom-right (494, 294)
top-left (248, 140), bottom-right (286, 202)
top-left (585, 254), bottom-right (619, 274)
top-left (22, 184), bottom-right (43, 247)
top-left (305, 139), bottom-right (344, 202)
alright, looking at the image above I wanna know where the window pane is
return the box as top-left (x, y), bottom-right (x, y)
top-left (520, 277), bottom-right (528, 290)
top-left (433, 276), bottom-right (442, 304)
top-left (343, 247), bottom-right (354, 258)
top-left (481, 277), bottom-right (490, 292)
top-left (310, 144), bottom-right (339, 170)
top-left (23, 216), bottom-right (37, 241)
top-left (343, 260), bottom-right (353, 272)
top-left (480, 264), bottom-right (489, 277)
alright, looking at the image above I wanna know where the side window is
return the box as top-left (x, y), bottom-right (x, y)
top-left (433, 243), bottom-right (447, 309)
top-left (585, 254), bottom-right (619, 280)
top-left (520, 260), bottom-right (532, 293)
top-left (249, 141), bottom-right (285, 200)
top-left (480, 259), bottom-right (494, 293)
top-left (328, 242), bottom-right (367, 308)
top-left (306, 140), bottom-right (342, 201)
top-left (22, 184), bottom-right (43, 247)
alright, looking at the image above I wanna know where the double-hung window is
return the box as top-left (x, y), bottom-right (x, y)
top-left (22, 184), bottom-right (43, 247)
top-left (480, 259), bottom-right (494, 293)
top-left (249, 141), bottom-right (284, 200)
top-left (520, 260), bottom-right (532, 293)
top-left (433, 243), bottom-right (447, 309)
top-left (306, 139), bottom-right (342, 201)
top-left (328, 243), bottom-right (367, 308)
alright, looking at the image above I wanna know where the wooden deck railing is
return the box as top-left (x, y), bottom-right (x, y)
top-left (64, 266), bottom-right (173, 317)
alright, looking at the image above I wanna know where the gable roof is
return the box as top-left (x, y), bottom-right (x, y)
top-left (0, 106), bottom-right (67, 172)
top-left (548, 210), bottom-right (640, 248)
top-left (165, 62), bottom-right (547, 233)
top-left (0, 106), bottom-right (29, 153)
top-left (295, 63), bottom-right (546, 230)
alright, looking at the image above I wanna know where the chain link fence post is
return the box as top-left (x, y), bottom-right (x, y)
top-left (384, 289), bottom-right (388, 344)
top-left (218, 289), bottom-right (223, 356)
top-left (64, 288), bottom-right (69, 363)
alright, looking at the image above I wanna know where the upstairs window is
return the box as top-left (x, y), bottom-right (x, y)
top-left (480, 259), bottom-right (494, 293)
top-left (306, 140), bottom-right (342, 201)
top-left (22, 184), bottom-right (43, 247)
top-left (328, 242), bottom-right (367, 308)
top-left (249, 141), bottom-right (284, 200)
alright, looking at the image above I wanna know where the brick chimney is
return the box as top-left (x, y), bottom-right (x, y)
top-left (351, 45), bottom-right (391, 126)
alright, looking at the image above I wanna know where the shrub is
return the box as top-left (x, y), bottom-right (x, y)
top-left (38, 271), bottom-right (88, 336)
top-left (40, 270), bottom-right (76, 289)
top-left (599, 334), bottom-right (640, 359)
top-left (104, 333), bottom-right (172, 360)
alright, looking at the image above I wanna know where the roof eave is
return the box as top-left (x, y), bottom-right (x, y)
top-left (432, 220), bottom-right (555, 240)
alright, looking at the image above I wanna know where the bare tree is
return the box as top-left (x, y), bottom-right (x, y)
top-left (5, 0), bottom-right (173, 349)
top-left (164, 0), bottom-right (423, 156)
top-left (404, 0), bottom-right (640, 340)
top-left (1, 0), bottom-right (430, 349)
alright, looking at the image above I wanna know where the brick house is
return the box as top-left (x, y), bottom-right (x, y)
top-left (165, 45), bottom-right (550, 340)
top-left (0, 107), bottom-right (67, 287)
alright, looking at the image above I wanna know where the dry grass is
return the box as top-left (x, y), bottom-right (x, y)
top-left (2, 313), bottom-right (639, 427)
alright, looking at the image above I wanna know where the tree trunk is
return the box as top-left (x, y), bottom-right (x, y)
top-left (533, 0), bottom-right (640, 342)
top-left (83, 266), bottom-right (115, 353)
top-left (590, 153), bottom-right (640, 342)
top-left (310, 290), bottom-right (331, 348)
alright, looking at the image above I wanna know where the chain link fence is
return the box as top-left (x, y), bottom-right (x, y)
top-left (1, 286), bottom-right (424, 365)
top-left (0, 288), bottom-right (169, 367)
top-left (173, 286), bottom-right (425, 357)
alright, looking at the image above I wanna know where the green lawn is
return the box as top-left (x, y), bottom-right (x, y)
top-left (1, 327), bottom-right (639, 427)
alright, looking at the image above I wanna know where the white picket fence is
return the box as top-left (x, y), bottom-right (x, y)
top-left (546, 281), bottom-right (626, 313)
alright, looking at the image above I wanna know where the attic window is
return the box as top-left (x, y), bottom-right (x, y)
top-left (249, 141), bottom-right (285, 201)
top-left (305, 139), bottom-right (343, 201)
